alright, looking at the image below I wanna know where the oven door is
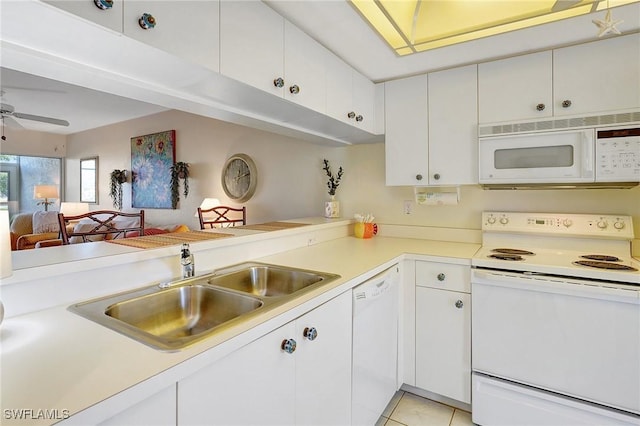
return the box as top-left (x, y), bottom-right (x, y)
top-left (479, 129), bottom-right (595, 184)
top-left (472, 268), bottom-right (640, 415)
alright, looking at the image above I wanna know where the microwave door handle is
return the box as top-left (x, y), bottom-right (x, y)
top-left (582, 131), bottom-right (594, 178)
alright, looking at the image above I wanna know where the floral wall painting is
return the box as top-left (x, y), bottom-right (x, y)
top-left (131, 130), bottom-right (176, 209)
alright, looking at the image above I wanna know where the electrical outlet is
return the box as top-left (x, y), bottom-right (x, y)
top-left (404, 200), bottom-right (413, 215)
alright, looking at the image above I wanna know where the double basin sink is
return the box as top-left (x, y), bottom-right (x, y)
top-left (69, 262), bottom-right (340, 351)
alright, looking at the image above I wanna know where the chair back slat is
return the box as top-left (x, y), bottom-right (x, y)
top-left (58, 210), bottom-right (145, 244)
top-left (198, 206), bottom-right (246, 229)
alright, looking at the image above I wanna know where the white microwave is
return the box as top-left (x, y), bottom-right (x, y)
top-left (479, 126), bottom-right (640, 188)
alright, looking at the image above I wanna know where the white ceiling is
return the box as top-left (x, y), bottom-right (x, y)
top-left (1, 1), bottom-right (638, 135)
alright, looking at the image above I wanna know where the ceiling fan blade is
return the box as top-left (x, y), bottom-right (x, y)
top-left (12, 112), bottom-right (69, 126)
top-left (551, 0), bottom-right (582, 12)
top-left (2, 116), bottom-right (24, 129)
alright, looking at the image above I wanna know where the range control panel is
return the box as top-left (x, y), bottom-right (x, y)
top-left (483, 212), bottom-right (634, 239)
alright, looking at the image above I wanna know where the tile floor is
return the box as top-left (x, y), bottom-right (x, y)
top-left (376, 391), bottom-right (473, 426)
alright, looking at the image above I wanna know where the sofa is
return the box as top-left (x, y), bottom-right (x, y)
top-left (9, 211), bottom-right (192, 250)
top-left (10, 211), bottom-right (61, 250)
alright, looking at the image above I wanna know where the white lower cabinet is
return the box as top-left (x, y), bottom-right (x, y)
top-left (99, 385), bottom-right (176, 426)
top-left (177, 291), bottom-right (352, 425)
top-left (414, 261), bottom-right (471, 404)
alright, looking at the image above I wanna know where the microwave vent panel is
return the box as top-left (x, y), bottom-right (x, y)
top-left (479, 111), bottom-right (640, 137)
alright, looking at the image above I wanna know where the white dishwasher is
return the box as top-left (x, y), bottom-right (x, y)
top-left (352, 265), bottom-right (400, 426)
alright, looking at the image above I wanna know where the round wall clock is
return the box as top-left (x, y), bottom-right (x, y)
top-left (221, 153), bottom-right (258, 202)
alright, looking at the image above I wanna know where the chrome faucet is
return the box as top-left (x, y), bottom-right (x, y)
top-left (180, 243), bottom-right (195, 278)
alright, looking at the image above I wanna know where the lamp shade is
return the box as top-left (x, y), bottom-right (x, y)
top-left (33, 185), bottom-right (59, 199)
top-left (60, 202), bottom-right (90, 216)
top-left (194, 198), bottom-right (221, 217)
top-left (0, 210), bottom-right (13, 279)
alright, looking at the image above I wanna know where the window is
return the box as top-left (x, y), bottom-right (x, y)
top-left (0, 155), bottom-right (62, 215)
top-left (80, 157), bottom-right (98, 203)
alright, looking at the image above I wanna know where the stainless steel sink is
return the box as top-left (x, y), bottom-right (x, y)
top-left (208, 262), bottom-right (340, 297)
top-left (70, 283), bottom-right (264, 351)
top-left (69, 262), bottom-right (340, 351)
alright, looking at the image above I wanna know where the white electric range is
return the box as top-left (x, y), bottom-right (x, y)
top-left (471, 212), bottom-right (640, 426)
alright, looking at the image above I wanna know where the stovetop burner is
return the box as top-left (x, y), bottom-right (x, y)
top-left (492, 248), bottom-right (535, 256)
top-left (573, 260), bottom-right (638, 271)
top-left (488, 253), bottom-right (525, 261)
top-left (580, 254), bottom-right (621, 262)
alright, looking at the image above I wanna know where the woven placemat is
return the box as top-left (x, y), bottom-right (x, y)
top-left (238, 222), bottom-right (309, 232)
top-left (106, 231), bottom-right (233, 249)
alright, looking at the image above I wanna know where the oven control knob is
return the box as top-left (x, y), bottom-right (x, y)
top-left (487, 216), bottom-right (496, 224)
top-left (562, 218), bottom-right (573, 228)
top-left (614, 221), bottom-right (625, 230)
top-left (597, 220), bottom-right (608, 229)
top-left (499, 217), bottom-right (509, 225)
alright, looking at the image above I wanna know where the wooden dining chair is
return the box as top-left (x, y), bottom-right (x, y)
top-left (57, 210), bottom-right (145, 244)
top-left (198, 206), bottom-right (246, 229)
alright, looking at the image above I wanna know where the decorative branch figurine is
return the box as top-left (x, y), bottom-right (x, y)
top-left (323, 159), bottom-right (344, 197)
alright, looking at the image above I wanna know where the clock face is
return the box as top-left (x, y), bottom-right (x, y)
top-left (222, 154), bottom-right (257, 202)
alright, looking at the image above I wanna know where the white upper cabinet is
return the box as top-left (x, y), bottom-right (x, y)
top-left (220, 1), bottom-right (327, 113)
top-left (326, 53), bottom-right (377, 133)
top-left (553, 33), bottom-right (640, 117)
top-left (283, 21), bottom-right (327, 113)
top-left (43, 0), bottom-right (124, 32)
top-left (44, 0), bottom-right (220, 71)
top-left (220, 0), bottom-right (284, 96)
top-left (478, 51), bottom-right (553, 124)
top-left (385, 74), bottom-right (429, 186)
top-left (123, 1), bottom-right (220, 72)
top-left (479, 34), bottom-right (640, 124)
top-left (428, 64), bottom-right (478, 185)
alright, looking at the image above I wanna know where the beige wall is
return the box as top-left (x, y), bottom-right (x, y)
top-left (0, 127), bottom-right (67, 158)
top-left (10, 112), bottom-right (640, 238)
top-left (339, 143), bottom-right (640, 237)
top-left (65, 110), bottom-right (346, 229)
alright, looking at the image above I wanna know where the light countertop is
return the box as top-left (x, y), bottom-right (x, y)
top-left (1, 231), bottom-right (480, 425)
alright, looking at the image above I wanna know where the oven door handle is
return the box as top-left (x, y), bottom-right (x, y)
top-left (472, 269), bottom-right (640, 304)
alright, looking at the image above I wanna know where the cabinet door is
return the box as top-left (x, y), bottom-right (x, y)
top-left (124, 0), bottom-right (219, 72)
top-left (99, 385), bottom-right (176, 426)
top-left (415, 288), bottom-right (471, 404)
top-left (385, 74), bottom-right (429, 186)
top-left (284, 21), bottom-right (326, 113)
top-left (428, 64), bottom-right (478, 185)
top-left (295, 291), bottom-right (352, 425)
top-left (178, 322), bottom-right (296, 425)
top-left (478, 51), bottom-right (552, 123)
top-left (43, 0), bottom-right (123, 32)
top-left (352, 70), bottom-right (376, 133)
top-left (220, 0), bottom-right (284, 96)
top-left (554, 33), bottom-right (640, 117)
top-left (326, 52), bottom-right (354, 126)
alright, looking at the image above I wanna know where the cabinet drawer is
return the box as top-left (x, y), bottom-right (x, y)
top-left (415, 261), bottom-right (470, 293)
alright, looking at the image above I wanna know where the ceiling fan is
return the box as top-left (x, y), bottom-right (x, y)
top-left (0, 102), bottom-right (69, 128)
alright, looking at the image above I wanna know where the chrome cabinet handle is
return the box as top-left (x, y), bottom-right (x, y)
top-left (273, 78), bottom-right (285, 88)
top-left (416, 174), bottom-right (423, 181)
top-left (94, 0), bottom-right (113, 10)
top-left (455, 300), bottom-right (464, 309)
top-left (536, 103), bottom-right (545, 111)
top-left (138, 13), bottom-right (156, 29)
top-left (289, 85), bottom-right (300, 94)
top-left (347, 111), bottom-right (356, 119)
top-left (437, 273), bottom-right (446, 281)
top-left (281, 338), bottom-right (297, 354)
top-left (562, 100), bottom-right (572, 108)
top-left (303, 327), bottom-right (318, 341)
top-left (355, 115), bottom-right (363, 122)
top-left (433, 173), bottom-right (441, 180)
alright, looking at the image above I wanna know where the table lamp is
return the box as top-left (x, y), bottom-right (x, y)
top-left (194, 198), bottom-right (221, 218)
top-left (33, 185), bottom-right (59, 211)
